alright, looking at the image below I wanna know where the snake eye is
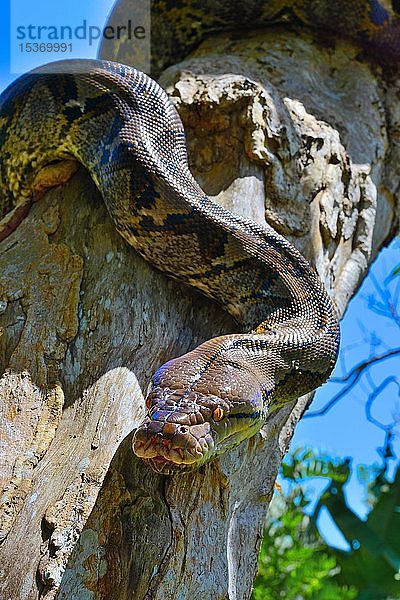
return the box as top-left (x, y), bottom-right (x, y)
top-left (212, 407), bottom-right (224, 421)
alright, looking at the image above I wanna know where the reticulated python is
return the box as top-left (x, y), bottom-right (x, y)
top-left (3, 0), bottom-right (398, 475)
top-left (0, 58), bottom-right (339, 474)
top-left (103, 0), bottom-right (400, 75)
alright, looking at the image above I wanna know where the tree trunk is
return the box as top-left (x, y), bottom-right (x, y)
top-left (1, 28), bottom-right (399, 600)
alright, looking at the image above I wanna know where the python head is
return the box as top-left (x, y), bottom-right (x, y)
top-left (132, 341), bottom-right (267, 474)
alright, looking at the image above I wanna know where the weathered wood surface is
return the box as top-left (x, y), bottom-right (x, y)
top-left (0, 29), bottom-right (399, 599)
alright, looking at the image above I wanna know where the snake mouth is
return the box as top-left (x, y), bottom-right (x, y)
top-left (132, 416), bottom-right (214, 473)
top-left (146, 455), bottom-right (194, 475)
top-left (133, 435), bottom-right (209, 473)
top-left (147, 456), bottom-right (177, 475)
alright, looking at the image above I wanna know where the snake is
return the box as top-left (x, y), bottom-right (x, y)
top-left (0, 57), bottom-right (340, 475)
top-left (102, 0), bottom-right (400, 75)
top-left (2, 2), bottom-right (397, 476)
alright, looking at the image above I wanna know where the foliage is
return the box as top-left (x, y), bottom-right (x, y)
top-left (252, 450), bottom-right (356, 599)
top-left (321, 463), bottom-right (400, 597)
top-left (252, 445), bottom-right (400, 599)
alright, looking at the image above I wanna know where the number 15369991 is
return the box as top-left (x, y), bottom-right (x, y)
top-left (19, 43), bottom-right (72, 52)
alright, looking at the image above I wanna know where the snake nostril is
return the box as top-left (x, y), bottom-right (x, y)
top-left (179, 425), bottom-right (189, 434)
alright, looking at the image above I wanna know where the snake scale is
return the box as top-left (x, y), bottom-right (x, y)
top-left (4, 0), bottom-right (398, 475)
top-left (0, 5), bottom-right (395, 595)
top-left (0, 58), bottom-right (339, 474)
top-left (103, 0), bottom-right (400, 75)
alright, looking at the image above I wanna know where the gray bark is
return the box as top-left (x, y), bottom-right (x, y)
top-left (0, 29), bottom-right (399, 599)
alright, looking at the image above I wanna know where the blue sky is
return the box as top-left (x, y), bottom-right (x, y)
top-left (1, 0), bottom-right (399, 553)
top-left (0, 0), bottom-right (117, 90)
top-left (289, 240), bottom-right (400, 549)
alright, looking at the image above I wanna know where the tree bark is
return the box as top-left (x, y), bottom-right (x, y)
top-left (1, 29), bottom-right (399, 600)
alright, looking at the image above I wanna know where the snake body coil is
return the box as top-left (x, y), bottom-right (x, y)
top-left (0, 59), bottom-right (339, 473)
top-left (103, 0), bottom-right (400, 74)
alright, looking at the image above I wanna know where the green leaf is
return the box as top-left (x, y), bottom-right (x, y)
top-left (317, 464), bottom-right (400, 596)
top-left (254, 448), bottom-right (400, 599)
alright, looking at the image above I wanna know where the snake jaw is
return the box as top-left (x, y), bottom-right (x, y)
top-left (132, 382), bottom-right (268, 473)
top-left (132, 408), bottom-right (215, 473)
top-left (131, 390), bottom-right (224, 472)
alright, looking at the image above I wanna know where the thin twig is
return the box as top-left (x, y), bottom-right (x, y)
top-left (330, 348), bottom-right (400, 383)
top-left (304, 348), bottom-right (400, 418)
top-left (365, 376), bottom-right (400, 431)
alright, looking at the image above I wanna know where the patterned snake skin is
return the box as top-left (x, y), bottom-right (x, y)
top-left (101, 0), bottom-right (400, 75)
top-left (0, 59), bottom-right (340, 474)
